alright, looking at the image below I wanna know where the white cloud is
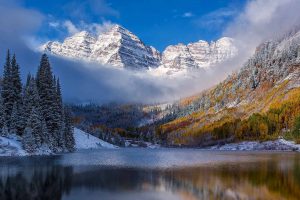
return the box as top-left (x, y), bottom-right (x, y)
top-left (182, 12), bottom-right (194, 18)
top-left (194, 7), bottom-right (238, 29)
top-left (63, 20), bottom-right (79, 35)
top-left (223, 0), bottom-right (300, 66)
top-left (2, 0), bottom-right (300, 104)
top-left (80, 20), bottom-right (114, 35)
top-left (49, 21), bottom-right (60, 28)
top-left (50, 20), bottom-right (115, 36)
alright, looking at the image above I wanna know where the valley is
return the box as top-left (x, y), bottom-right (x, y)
top-left (68, 28), bottom-right (300, 150)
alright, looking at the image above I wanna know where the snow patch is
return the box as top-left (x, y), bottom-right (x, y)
top-left (0, 135), bottom-right (27, 156)
top-left (209, 139), bottom-right (300, 151)
top-left (74, 128), bottom-right (117, 150)
top-left (0, 128), bottom-right (116, 157)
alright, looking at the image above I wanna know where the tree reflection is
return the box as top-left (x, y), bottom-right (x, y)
top-left (0, 166), bottom-right (73, 200)
top-left (0, 154), bottom-right (299, 200)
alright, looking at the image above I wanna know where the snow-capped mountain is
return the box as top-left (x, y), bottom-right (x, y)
top-left (161, 37), bottom-right (237, 70)
top-left (41, 24), bottom-right (238, 73)
top-left (42, 25), bottom-right (161, 69)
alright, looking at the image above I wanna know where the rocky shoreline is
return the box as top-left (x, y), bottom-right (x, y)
top-left (208, 139), bottom-right (300, 151)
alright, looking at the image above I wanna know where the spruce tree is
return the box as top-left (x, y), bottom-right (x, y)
top-left (1, 123), bottom-right (9, 137)
top-left (36, 54), bottom-right (61, 150)
top-left (63, 107), bottom-right (75, 152)
top-left (56, 78), bottom-right (63, 118)
top-left (2, 50), bottom-right (14, 126)
top-left (0, 52), bottom-right (74, 153)
top-left (22, 127), bottom-right (37, 153)
top-left (0, 95), bottom-right (5, 128)
top-left (11, 54), bottom-right (22, 106)
top-left (9, 102), bottom-right (19, 134)
top-left (26, 108), bottom-right (42, 148)
top-left (41, 119), bottom-right (49, 146)
top-left (25, 73), bottom-right (31, 90)
top-left (20, 76), bottom-right (41, 135)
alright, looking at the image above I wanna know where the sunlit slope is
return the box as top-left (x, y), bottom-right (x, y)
top-left (157, 30), bottom-right (300, 146)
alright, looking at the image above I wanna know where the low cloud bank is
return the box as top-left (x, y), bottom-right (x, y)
top-left (0, 0), bottom-right (299, 104)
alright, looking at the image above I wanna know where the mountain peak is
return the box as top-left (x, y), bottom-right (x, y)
top-left (73, 30), bottom-right (91, 37)
top-left (42, 24), bottom-right (161, 69)
top-left (160, 37), bottom-right (238, 71)
top-left (41, 24), bottom-right (238, 73)
top-left (109, 24), bottom-right (125, 32)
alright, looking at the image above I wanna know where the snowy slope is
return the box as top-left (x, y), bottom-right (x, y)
top-left (0, 128), bottom-right (116, 157)
top-left (74, 128), bottom-right (117, 149)
top-left (42, 25), bottom-right (161, 70)
top-left (0, 135), bottom-right (27, 156)
top-left (160, 37), bottom-right (237, 70)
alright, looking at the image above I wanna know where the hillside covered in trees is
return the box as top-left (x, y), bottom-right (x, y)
top-left (68, 29), bottom-right (300, 149)
top-left (0, 51), bottom-right (74, 154)
top-left (143, 29), bottom-right (300, 147)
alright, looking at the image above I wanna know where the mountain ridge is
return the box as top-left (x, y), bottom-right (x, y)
top-left (41, 24), bottom-right (238, 73)
top-left (147, 28), bottom-right (300, 146)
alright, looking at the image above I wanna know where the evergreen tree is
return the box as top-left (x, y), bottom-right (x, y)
top-left (0, 95), bottom-right (5, 128)
top-left (10, 54), bottom-right (22, 106)
top-left (22, 127), bottom-right (37, 153)
top-left (2, 50), bottom-right (14, 125)
top-left (21, 77), bottom-right (41, 132)
top-left (26, 108), bottom-right (43, 148)
top-left (0, 52), bottom-right (73, 153)
top-left (36, 54), bottom-right (61, 146)
top-left (1, 123), bottom-right (9, 137)
top-left (53, 77), bottom-right (65, 151)
top-left (25, 73), bottom-right (31, 90)
top-left (9, 102), bottom-right (19, 134)
top-left (41, 119), bottom-right (49, 145)
top-left (63, 107), bottom-right (75, 152)
top-left (56, 78), bottom-right (63, 117)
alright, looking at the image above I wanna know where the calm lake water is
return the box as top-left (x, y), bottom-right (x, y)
top-left (0, 148), bottom-right (299, 200)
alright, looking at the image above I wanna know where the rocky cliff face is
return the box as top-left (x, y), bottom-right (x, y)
top-left (161, 37), bottom-right (237, 70)
top-left (42, 25), bottom-right (161, 69)
top-left (41, 25), bottom-right (237, 73)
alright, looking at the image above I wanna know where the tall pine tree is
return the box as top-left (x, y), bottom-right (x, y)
top-left (21, 76), bottom-right (41, 133)
top-left (2, 50), bottom-right (14, 126)
top-left (0, 95), bottom-right (5, 128)
top-left (36, 54), bottom-right (61, 151)
top-left (10, 54), bottom-right (22, 106)
top-left (0, 52), bottom-right (75, 153)
top-left (26, 108), bottom-right (43, 148)
top-left (22, 127), bottom-right (37, 153)
top-left (9, 102), bottom-right (19, 134)
top-left (63, 107), bottom-right (75, 152)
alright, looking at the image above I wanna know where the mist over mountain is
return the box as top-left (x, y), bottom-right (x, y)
top-left (0, 0), bottom-right (300, 104)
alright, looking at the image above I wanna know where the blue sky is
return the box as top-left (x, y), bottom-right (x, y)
top-left (23, 0), bottom-right (246, 51)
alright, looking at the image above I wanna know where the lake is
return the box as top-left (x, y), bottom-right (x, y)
top-left (0, 148), bottom-right (299, 200)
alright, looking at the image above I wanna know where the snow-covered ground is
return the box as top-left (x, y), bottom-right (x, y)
top-left (124, 139), bottom-right (160, 149)
top-left (74, 128), bottom-right (117, 150)
top-left (0, 128), bottom-right (116, 157)
top-left (0, 134), bottom-right (27, 156)
top-left (209, 139), bottom-right (300, 151)
top-left (1, 129), bottom-right (299, 157)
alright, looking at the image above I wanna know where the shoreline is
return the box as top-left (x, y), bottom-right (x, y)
top-left (1, 136), bottom-right (299, 157)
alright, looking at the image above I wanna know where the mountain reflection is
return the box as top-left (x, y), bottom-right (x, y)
top-left (0, 154), bottom-right (299, 200)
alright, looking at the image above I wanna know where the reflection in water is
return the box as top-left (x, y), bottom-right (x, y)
top-left (0, 166), bottom-right (73, 200)
top-left (0, 152), bottom-right (299, 200)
